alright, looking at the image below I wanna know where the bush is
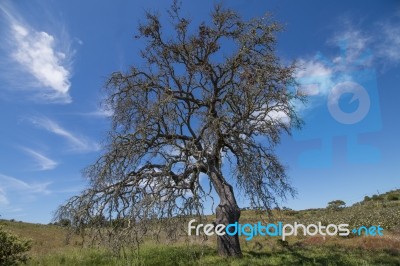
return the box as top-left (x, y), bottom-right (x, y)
top-left (0, 226), bottom-right (31, 265)
top-left (372, 194), bottom-right (384, 201)
top-left (327, 200), bottom-right (346, 210)
top-left (56, 218), bottom-right (71, 227)
top-left (387, 194), bottom-right (399, 201)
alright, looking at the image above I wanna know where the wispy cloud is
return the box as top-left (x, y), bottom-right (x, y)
top-left (330, 15), bottom-right (400, 67)
top-left (0, 188), bottom-right (9, 205)
top-left (20, 147), bottom-right (58, 171)
top-left (376, 20), bottom-right (400, 65)
top-left (0, 2), bottom-right (73, 103)
top-left (296, 59), bottom-right (334, 97)
top-left (329, 28), bottom-right (371, 67)
top-left (26, 116), bottom-right (100, 153)
top-left (53, 185), bottom-right (85, 194)
top-left (0, 174), bottom-right (51, 206)
top-left (79, 107), bottom-right (114, 118)
top-left (0, 174), bottom-right (51, 194)
top-left (0, 173), bottom-right (51, 216)
top-left (295, 14), bottom-right (400, 112)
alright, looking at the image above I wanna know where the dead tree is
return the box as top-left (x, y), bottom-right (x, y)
top-left (56, 3), bottom-right (303, 257)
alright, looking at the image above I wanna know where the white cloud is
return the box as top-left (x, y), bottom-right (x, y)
top-left (0, 188), bottom-right (9, 205)
top-left (295, 27), bottom-right (371, 100)
top-left (251, 104), bottom-right (291, 127)
top-left (295, 14), bottom-right (400, 114)
top-left (53, 185), bottom-right (84, 194)
top-left (376, 21), bottom-right (400, 64)
top-left (267, 110), bottom-right (291, 125)
top-left (330, 29), bottom-right (371, 67)
top-left (295, 55), bottom-right (358, 114)
top-left (328, 17), bottom-right (400, 67)
top-left (0, 174), bottom-right (51, 214)
top-left (297, 59), bottom-right (333, 79)
top-left (0, 2), bottom-right (73, 103)
top-left (296, 59), bottom-right (334, 97)
top-left (294, 20), bottom-right (398, 114)
top-left (27, 116), bottom-right (100, 153)
top-left (11, 24), bottom-right (71, 97)
top-left (0, 174), bottom-right (51, 196)
top-left (21, 147), bottom-right (58, 171)
top-left (81, 107), bottom-right (114, 118)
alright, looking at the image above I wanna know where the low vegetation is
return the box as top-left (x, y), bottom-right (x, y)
top-left (0, 225), bottom-right (31, 265)
top-left (1, 189), bottom-right (399, 265)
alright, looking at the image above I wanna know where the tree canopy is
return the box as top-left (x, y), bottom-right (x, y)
top-left (56, 2), bottom-right (304, 257)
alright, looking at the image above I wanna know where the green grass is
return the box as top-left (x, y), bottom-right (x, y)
top-left (26, 243), bottom-right (400, 266)
top-left (2, 189), bottom-right (400, 265)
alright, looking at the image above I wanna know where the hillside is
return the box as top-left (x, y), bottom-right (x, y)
top-left (1, 189), bottom-right (399, 265)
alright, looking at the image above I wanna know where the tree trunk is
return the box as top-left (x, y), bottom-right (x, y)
top-left (209, 162), bottom-right (242, 257)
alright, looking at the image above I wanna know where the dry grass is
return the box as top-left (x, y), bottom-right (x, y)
top-left (1, 191), bottom-right (400, 265)
top-left (0, 220), bottom-right (81, 258)
top-left (1, 218), bottom-right (400, 265)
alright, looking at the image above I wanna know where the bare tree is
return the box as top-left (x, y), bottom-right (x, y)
top-left (56, 3), bottom-right (303, 257)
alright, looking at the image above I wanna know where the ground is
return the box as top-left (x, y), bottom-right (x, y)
top-left (1, 189), bottom-right (399, 265)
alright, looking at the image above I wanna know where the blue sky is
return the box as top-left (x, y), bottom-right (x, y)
top-left (0, 0), bottom-right (399, 224)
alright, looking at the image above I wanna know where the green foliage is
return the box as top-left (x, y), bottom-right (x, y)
top-left (55, 218), bottom-right (71, 227)
top-left (387, 194), bottom-right (399, 201)
top-left (294, 197), bottom-right (400, 231)
top-left (371, 194), bottom-right (384, 201)
top-left (361, 190), bottom-right (400, 203)
top-left (87, 215), bottom-right (108, 227)
top-left (327, 200), bottom-right (346, 210)
top-left (0, 225), bottom-right (31, 265)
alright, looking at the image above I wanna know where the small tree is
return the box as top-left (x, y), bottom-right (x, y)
top-left (327, 200), bottom-right (346, 210)
top-left (87, 215), bottom-right (108, 227)
top-left (372, 194), bottom-right (384, 201)
top-left (56, 218), bottom-right (71, 227)
top-left (56, 2), bottom-right (303, 257)
top-left (387, 194), bottom-right (399, 201)
top-left (363, 196), bottom-right (371, 202)
top-left (0, 226), bottom-right (31, 265)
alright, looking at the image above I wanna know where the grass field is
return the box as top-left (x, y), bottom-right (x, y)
top-left (1, 189), bottom-right (399, 265)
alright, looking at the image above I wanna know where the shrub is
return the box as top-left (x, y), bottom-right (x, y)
top-left (56, 218), bottom-right (71, 227)
top-left (327, 200), bottom-right (346, 210)
top-left (372, 194), bottom-right (384, 201)
top-left (0, 226), bottom-right (31, 265)
top-left (387, 194), bottom-right (399, 201)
